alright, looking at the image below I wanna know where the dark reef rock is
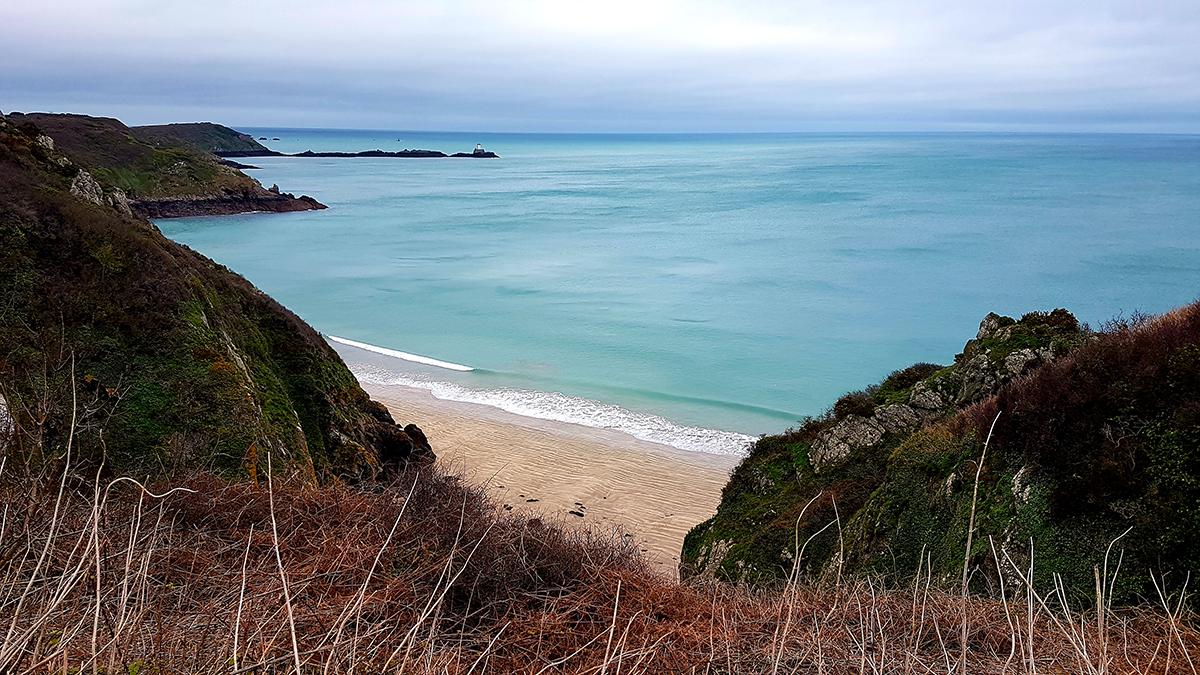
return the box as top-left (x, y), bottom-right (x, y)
top-left (218, 158), bottom-right (260, 170)
top-left (218, 148), bottom-right (499, 159)
top-left (131, 189), bottom-right (326, 218)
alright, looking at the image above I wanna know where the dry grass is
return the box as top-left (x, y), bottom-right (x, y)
top-left (1, 464), bottom-right (1196, 675)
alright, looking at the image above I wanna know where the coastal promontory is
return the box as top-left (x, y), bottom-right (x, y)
top-left (5, 113), bottom-right (327, 218)
top-left (0, 112), bottom-right (426, 480)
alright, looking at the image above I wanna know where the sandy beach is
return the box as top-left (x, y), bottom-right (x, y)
top-left (362, 383), bottom-right (743, 575)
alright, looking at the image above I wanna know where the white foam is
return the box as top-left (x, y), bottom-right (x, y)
top-left (327, 336), bottom-right (473, 372)
top-left (350, 363), bottom-right (755, 457)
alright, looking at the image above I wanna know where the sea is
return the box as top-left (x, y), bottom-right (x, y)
top-left (155, 130), bottom-right (1200, 457)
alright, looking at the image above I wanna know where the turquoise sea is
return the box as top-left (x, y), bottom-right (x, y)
top-left (156, 131), bottom-right (1200, 456)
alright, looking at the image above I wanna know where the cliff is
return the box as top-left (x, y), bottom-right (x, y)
top-left (683, 306), bottom-right (1200, 604)
top-left (4, 113), bottom-right (325, 218)
top-left (0, 113), bottom-right (428, 480)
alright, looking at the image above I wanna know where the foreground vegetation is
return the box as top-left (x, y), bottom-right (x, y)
top-left (686, 303), bottom-right (1200, 607)
top-left (1, 459), bottom-right (1196, 674)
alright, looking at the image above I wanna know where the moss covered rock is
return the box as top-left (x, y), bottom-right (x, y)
top-left (681, 306), bottom-right (1200, 605)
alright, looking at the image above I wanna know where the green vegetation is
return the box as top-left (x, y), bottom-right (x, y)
top-left (685, 305), bottom-right (1200, 606)
top-left (0, 113), bottom-right (414, 481)
top-left (130, 121), bottom-right (273, 154)
top-left (6, 112), bottom-right (259, 199)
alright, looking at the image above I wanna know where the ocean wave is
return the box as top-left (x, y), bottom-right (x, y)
top-left (349, 363), bottom-right (755, 457)
top-left (328, 335), bottom-right (473, 371)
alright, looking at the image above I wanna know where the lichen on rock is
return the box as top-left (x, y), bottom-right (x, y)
top-left (70, 170), bottom-right (104, 205)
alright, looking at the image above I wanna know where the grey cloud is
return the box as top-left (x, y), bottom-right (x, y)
top-left (2, 0), bottom-right (1198, 131)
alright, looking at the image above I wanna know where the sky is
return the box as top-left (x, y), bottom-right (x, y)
top-left (3, 0), bottom-right (1199, 132)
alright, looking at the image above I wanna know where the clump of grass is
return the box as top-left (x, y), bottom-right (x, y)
top-left (2, 457), bottom-right (1196, 674)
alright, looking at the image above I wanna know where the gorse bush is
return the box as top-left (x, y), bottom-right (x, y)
top-left (955, 302), bottom-right (1200, 601)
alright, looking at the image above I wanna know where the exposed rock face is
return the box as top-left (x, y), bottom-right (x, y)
top-left (70, 170), bottom-right (104, 205)
top-left (130, 188), bottom-right (326, 219)
top-left (107, 188), bottom-right (133, 218)
top-left (873, 403), bottom-right (923, 434)
top-left (951, 353), bottom-right (1000, 405)
top-left (810, 415), bottom-right (884, 471)
top-left (1004, 347), bottom-right (1051, 377)
top-left (908, 381), bottom-right (945, 410)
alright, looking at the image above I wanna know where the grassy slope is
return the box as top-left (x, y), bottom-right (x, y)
top-left (130, 121), bottom-right (273, 154)
top-left (0, 114), bottom-right (419, 480)
top-left (5, 113), bottom-right (257, 199)
top-left (685, 307), bottom-right (1200, 606)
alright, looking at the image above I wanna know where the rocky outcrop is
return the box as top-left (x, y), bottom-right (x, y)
top-left (683, 308), bottom-right (1093, 586)
top-left (8, 113), bottom-right (325, 220)
top-left (70, 170), bottom-right (104, 205)
top-left (131, 187), bottom-right (326, 218)
top-left (914, 309), bottom-right (1078, 410)
top-left (873, 403), bottom-right (923, 434)
top-left (810, 415), bottom-right (884, 470)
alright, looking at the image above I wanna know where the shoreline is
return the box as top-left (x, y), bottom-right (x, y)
top-left (362, 382), bottom-right (742, 575)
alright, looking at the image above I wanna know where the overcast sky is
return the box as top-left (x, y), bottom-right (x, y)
top-left (3, 0), bottom-right (1198, 132)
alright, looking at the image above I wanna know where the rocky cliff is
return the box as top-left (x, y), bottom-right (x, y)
top-left (0, 114), bottom-right (427, 480)
top-left (4, 113), bottom-right (325, 218)
top-left (683, 307), bottom-right (1200, 604)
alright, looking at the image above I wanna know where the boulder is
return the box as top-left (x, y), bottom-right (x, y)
top-left (909, 381), bottom-right (945, 410)
top-left (810, 415), bottom-right (884, 471)
top-left (873, 403), bottom-right (922, 434)
top-left (70, 170), bottom-right (104, 205)
top-left (107, 188), bottom-right (133, 218)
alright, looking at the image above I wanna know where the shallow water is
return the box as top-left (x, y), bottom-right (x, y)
top-left (158, 130), bottom-right (1200, 455)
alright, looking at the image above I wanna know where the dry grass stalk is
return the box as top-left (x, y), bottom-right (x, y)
top-left (0, 465), bottom-right (1196, 674)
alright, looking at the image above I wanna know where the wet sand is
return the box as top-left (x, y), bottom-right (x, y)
top-left (362, 383), bottom-right (742, 575)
